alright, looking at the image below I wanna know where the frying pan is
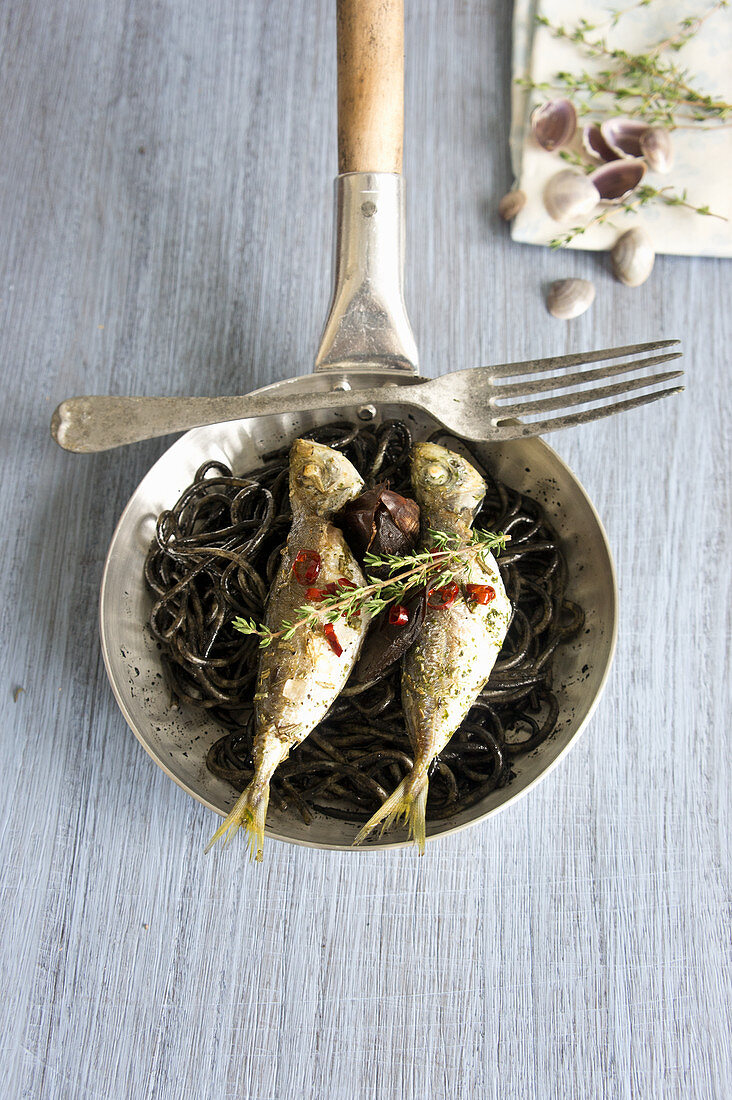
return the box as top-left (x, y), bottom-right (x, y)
top-left (99, 0), bottom-right (618, 851)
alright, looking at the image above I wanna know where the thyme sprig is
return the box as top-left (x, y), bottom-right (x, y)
top-left (519, 1), bottom-right (732, 127)
top-left (232, 528), bottom-right (509, 648)
top-left (549, 181), bottom-right (727, 248)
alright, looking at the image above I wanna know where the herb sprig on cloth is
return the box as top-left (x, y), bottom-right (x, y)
top-left (549, 181), bottom-right (726, 248)
top-left (515, 1), bottom-right (731, 246)
top-left (519, 0), bottom-right (732, 128)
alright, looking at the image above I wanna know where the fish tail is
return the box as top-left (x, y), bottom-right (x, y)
top-left (353, 769), bottom-right (429, 854)
top-left (204, 779), bottom-right (271, 861)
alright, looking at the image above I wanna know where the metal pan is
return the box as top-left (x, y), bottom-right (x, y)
top-left (99, 0), bottom-right (618, 851)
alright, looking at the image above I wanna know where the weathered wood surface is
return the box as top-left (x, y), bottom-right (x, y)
top-left (0, 2), bottom-right (729, 1097)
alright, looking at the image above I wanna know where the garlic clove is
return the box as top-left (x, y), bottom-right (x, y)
top-left (610, 226), bottom-right (655, 287)
top-left (531, 98), bottom-right (577, 151)
top-left (640, 128), bottom-right (674, 174)
top-left (498, 189), bottom-right (527, 220)
top-left (546, 278), bottom-right (596, 320)
top-left (600, 117), bottom-right (648, 158)
top-left (544, 169), bottom-right (600, 221)
top-left (589, 158), bottom-right (646, 203)
top-left (582, 123), bottom-right (620, 163)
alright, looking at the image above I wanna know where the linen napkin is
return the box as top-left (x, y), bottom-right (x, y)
top-left (510, 0), bottom-right (732, 256)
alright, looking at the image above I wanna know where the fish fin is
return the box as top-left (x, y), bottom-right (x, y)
top-left (353, 769), bottom-right (429, 854)
top-left (204, 779), bottom-right (270, 861)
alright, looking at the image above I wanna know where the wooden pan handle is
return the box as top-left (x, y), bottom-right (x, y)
top-left (336, 0), bottom-right (404, 174)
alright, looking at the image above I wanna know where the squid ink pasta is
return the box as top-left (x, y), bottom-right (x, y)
top-left (144, 421), bottom-right (584, 826)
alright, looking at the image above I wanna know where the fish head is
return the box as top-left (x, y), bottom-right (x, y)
top-left (289, 439), bottom-right (364, 516)
top-left (410, 442), bottom-right (486, 524)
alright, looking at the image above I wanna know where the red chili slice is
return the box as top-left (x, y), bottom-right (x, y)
top-left (292, 549), bottom-right (321, 585)
top-left (427, 580), bottom-right (459, 610)
top-left (308, 582), bottom-right (359, 616)
top-left (465, 583), bottom-right (496, 605)
top-left (323, 623), bottom-right (343, 656)
top-left (388, 603), bottom-right (409, 626)
top-left (319, 578), bottom-right (357, 598)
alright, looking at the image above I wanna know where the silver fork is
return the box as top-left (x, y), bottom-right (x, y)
top-left (51, 338), bottom-right (683, 453)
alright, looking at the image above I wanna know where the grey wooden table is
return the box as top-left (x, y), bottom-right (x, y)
top-left (1, 2), bottom-right (729, 1098)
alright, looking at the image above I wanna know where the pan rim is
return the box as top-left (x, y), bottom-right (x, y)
top-left (99, 372), bottom-right (618, 853)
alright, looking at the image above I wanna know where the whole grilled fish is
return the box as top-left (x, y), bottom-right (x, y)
top-left (354, 442), bottom-right (512, 853)
top-left (207, 439), bottom-right (368, 859)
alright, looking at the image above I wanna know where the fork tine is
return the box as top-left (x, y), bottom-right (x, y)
top-left (488, 339), bottom-right (681, 380)
top-left (494, 370), bottom-right (684, 419)
top-left (499, 385), bottom-right (685, 438)
top-left (490, 352), bottom-right (683, 399)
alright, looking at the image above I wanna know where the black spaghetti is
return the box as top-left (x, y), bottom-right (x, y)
top-left (144, 421), bottom-right (583, 825)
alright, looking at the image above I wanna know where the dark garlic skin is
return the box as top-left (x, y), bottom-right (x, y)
top-left (354, 443), bottom-right (511, 853)
top-left (206, 439), bottom-right (368, 860)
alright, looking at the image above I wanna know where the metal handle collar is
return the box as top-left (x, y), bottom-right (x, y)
top-left (314, 172), bottom-right (419, 375)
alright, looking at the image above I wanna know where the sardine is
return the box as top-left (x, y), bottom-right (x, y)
top-left (207, 439), bottom-right (368, 858)
top-left (354, 442), bottom-right (512, 853)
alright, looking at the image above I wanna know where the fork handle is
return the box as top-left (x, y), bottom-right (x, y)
top-left (50, 384), bottom-right (427, 453)
top-left (337, 0), bottom-right (404, 173)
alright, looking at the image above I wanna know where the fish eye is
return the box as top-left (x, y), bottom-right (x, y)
top-left (423, 461), bottom-right (450, 485)
top-left (302, 460), bottom-right (332, 478)
top-left (301, 461), bottom-right (323, 479)
top-left (297, 459), bottom-right (333, 492)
